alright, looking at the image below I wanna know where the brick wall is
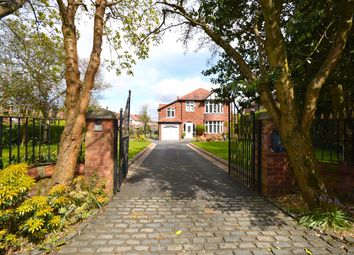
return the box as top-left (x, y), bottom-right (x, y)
top-left (258, 117), bottom-right (296, 196)
top-left (158, 100), bottom-right (229, 139)
top-left (181, 101), bottom-right (205, 125)
top-left (85, 119), bottom-right (115, 196)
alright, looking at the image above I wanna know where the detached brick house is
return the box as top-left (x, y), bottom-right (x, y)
top-left (157, 88), bottom-right (229, 140)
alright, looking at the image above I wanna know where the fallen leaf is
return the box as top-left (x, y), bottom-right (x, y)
top-left (304, 248), bottom-right (313, 255)
top-left (175, 230), bottom-right (182, 236)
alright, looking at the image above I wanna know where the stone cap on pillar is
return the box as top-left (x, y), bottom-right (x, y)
top-left (86, 108), bottom-right (117, 120)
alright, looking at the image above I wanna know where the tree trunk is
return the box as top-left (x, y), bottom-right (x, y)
top-left (51, 108), bottom-right (85, 185)
top-left (278, 126), bottom-right (329, 209)
top-left (50, 0), bottom-right (106, 186)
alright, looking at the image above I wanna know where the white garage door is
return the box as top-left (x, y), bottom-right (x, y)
top-left (161, 124), bottom-right (180, 140)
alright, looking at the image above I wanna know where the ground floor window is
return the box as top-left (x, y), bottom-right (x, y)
top-left (205, 121), bottom-right (223, 134)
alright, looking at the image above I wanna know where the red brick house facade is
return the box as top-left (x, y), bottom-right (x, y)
top-left (157, 88), bottom-right (229, 140)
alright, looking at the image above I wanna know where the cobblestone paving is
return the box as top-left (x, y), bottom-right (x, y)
top-left (58, 142), bottom-right (352, 254)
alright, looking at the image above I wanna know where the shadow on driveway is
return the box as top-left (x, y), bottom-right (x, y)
top-left (118, 142), bottom-right (290, 229)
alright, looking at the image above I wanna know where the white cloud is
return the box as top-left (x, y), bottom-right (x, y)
top-left (75, 14), bottom-right (220, 121)
top-left (151, 77), bottom-right (215, 103)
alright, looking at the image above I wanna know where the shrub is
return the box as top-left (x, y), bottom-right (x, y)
top-left (0, 164), bottom-right (109, 253)
top-left (299, 207), bottom-right (352, 231)
top-left (0, 164), bottom-right (35, 210)
top-left (196, 124), bottom-right (205, 136)
top-left (48, 173), bottom-right (108, 226)
top-left (135, 134), bottom-right (148, 142)
top-left (0, 164), bottom-right (60, 246)
top-left (196, 136), bottom-right (207, 142)
top-left (17, 196), bottom-right (60, 242)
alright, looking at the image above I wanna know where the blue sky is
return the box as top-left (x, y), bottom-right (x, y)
top-left (78, 23), bottom-right (218, 120)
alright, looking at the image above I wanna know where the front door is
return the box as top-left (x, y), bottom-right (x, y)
top-left (185, 123), bottom-right (193, 139)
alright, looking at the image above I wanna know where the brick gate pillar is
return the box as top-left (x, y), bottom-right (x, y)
top-left (257, 112), bottom-right (295, 196)
top-left (85, 109), bottom-right (117, 197)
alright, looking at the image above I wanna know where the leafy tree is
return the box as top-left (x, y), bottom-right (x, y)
top-left (139, 104), bottom-right (151, 134)
top-left (160, 0), bottom-right (354, 208)
top-left (49, 0), bottom-right (159, 186)
top-left (0, 19), bottom-right (110, 118)
top-left (0, 18), bottom-right (65, 118)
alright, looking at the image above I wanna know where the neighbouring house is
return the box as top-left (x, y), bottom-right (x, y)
top-left (157, 88), bottom-right (229, 140)
top-left (128, 114), bottom-right (157, 134)
top-left (130, 114), bottom-right (144, 130)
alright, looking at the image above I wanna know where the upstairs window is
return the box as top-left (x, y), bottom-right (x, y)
top-left (205, 101), bottom-right (223, 114)
top-left (167, 107), bottom-right (175, 118)
top-left (186, 101), bottom-right (195, 112)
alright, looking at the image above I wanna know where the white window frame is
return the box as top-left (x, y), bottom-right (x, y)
top-left (167, 107), bottom-right (175, 118)
top-left (204, 121), bottom-right (224, 134)
top-left (205, 101), bottom-right (224, 114)
top-left (186, 101), bottom-right (195, 112)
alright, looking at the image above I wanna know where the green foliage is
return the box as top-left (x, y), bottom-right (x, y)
top-left (196, 124), bottom-right (205, 136)
top-left (0, 164), bottom-right (35, 208)
top-left (134, 134), bottom-right (148, 142)
top-left (0, 164), bottom-right (108, 253)
top-left (0, 230), bottom-right (20, 251)
top-left (0, 17), bottom-right (65, 115)
top-left (0, 121), bottom-right (64, 149)
top-left (299, 207), bottom-right (353, 231)
top-left (17, 196), bottom-right (58, 242)
top-left (48, 173), bottom-right (109, 226)
top-left (0, 164), bottom-right (58, 244)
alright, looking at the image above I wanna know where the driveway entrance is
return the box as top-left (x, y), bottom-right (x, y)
top-left (59, 142), bottom-right (350, 254)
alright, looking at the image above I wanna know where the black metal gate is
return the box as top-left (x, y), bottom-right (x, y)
top-left (114, 90), bottom-right (131, 193)
top-left (228, 102), bottom-right (261, 191)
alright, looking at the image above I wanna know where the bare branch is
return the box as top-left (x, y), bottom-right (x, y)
top-left (106, 0), bottom-right (123, 7)
top-left (28, 0), bottom-right (39, 32)
top-left (303, 21), bottom-right (333, 67)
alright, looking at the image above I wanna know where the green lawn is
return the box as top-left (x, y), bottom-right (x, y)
top-left (0, 140), bottom-right (150, 168)
top-left (1, 143), bottom-right (60, 168)
top-left (128, 140), bottom-right (151, 159)
top-left (192, 141), bottom-right (228, 160)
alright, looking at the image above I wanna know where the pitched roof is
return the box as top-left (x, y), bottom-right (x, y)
top-left (180, 88), bottom-right (211, 100)
top-left (157, 88), bottom-right (212, 110)
top-left (130, 114), bottom-right (141, 121)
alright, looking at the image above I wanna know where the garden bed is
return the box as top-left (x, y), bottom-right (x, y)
top-left (270, 193), bottom-right (354, 241)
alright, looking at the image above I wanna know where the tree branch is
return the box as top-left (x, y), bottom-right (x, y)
top-left (160, 1), bottom-right (256, 81)
top-left (260, 0), bottom-right (296, 127)
top-left (253, 24), bottom-right (266, 78)
top-left (0, 0), bottom-right (26, 19)
top-left (81, 0), bottom-right (106, 113)
top-left (56, 0), bottom-right (69, 24)
top-left (301, 1), bottom-right (354, 130)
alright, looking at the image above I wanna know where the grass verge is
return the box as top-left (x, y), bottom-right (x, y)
top-left (128, 140), bottom-right (151, 159)
top-left (191, 141), bottom-right (228, 161)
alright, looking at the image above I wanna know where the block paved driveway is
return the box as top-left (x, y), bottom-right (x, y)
top-left (59, 142), bottom-right (351, 254)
